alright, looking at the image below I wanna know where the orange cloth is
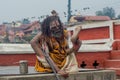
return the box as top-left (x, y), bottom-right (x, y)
top-left (35, 30), bottom-right (68, 72)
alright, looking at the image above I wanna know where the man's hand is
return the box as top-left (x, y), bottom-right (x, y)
top-left (58, 70), bottom-right (69, 78)
top-left (71, 26), bottom-right (82, 43)
top-left (71, 26), bottom-right (82, 53)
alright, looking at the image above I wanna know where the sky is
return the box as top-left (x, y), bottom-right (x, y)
top-left (0, 0), bottom-right (120, 24)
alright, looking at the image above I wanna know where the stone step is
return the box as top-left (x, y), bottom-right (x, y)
top-left (105, 60), bottom-right (120, 68)
top-left (110, 50), bottom-right (120, 59)
top-left (0, 69), bottom-right (116, 80)
top-left (106, 68), bottom-right (120, 76)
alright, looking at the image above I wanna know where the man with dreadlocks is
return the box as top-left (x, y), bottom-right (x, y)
top-left (30, 10), bottom-right (82, 77)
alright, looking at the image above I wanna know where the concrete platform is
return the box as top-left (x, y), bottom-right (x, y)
top-left (0, 66), bottom-right (37, 75)
top-left (0, 66), bottom-right (116, 80)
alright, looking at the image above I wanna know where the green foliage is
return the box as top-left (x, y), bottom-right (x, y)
top-left (117, 14), bottom-right (120, 19)
top-left (23, 35), bottom-right (35, 42)
top-left (3, 35), bottom-right (9, 43)
top-left (22, 18), bottom-right (30, 24)
top-left (96, 11), bottom-right (103, 16)
top-left (95, 7), bottom-right (116, 19)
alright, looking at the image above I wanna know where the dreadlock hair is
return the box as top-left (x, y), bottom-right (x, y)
top-left (41, 16), bottom-right (64, 37)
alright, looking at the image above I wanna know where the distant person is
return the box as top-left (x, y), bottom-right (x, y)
top-left (30, 10), bottom-right (82, 77)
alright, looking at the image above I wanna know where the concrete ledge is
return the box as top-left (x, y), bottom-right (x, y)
top-left (0, 44), bottom-right (34, 54)
top-left (0, 70), bottom-right (116, 80)
top-left (0, 43), bottom-right (112, 54)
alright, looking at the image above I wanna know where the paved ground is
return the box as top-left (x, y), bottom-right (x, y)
top-left (0, 66), bottom-right (39, 75)
top-left (0, 66), bottom-right (118, 80)
top-left (0, 66), bottom-right (100, 75)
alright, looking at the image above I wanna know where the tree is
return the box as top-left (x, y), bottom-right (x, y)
top-left (95, 7), bottom-right (116, 19)
top-left (96, 11), bottom-right (103, 16)
top-left (117, 14), bottom-right (120, 19)
top-left (22, 18), bottom-right (30, 24)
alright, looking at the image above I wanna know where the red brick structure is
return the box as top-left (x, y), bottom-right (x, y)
top-left (67, 20), bottom-right (120, 76)
top-left (0, 54), bottom-right (36, 66)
